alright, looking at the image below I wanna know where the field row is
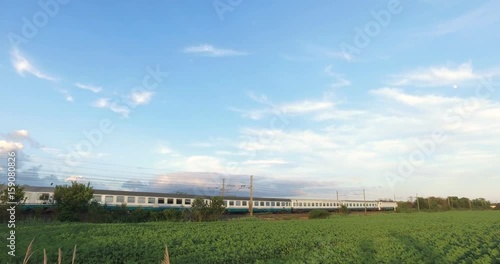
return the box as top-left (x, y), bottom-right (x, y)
top-left (5, 211), bottom-right (500, 263)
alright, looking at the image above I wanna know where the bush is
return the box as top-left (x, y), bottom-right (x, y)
top-left (309, 209), bottom-right (330, 219)
top-left (163, 208), bottom-right (183, 221)
top-left (339, 205), bottom-right (350, 215)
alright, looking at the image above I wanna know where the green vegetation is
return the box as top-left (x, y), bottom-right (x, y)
top-left (308, 209), bottom-right (330, 219)
top-left (53, 182), bottom-right (94, 221)
top-left (397, 196), bottom-right (492, 212)
top-left (5, 211), bottom-right (499, 264)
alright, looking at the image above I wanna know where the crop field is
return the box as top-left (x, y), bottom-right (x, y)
top-left (4, 211), bottom-right (499, 264)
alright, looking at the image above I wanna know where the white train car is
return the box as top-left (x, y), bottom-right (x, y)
top-left (291, 198), bottom-right (386, 212)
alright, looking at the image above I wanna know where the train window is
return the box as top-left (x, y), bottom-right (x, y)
top-left (117, 196), bottom-right (124, 203)
top-left (299, 202), bottom-right (302, 206)
top-left (265, 202), bottom-right (270, 206)
top-left (167, 198), bottom-right (174, 204)
top-left (184, 199), bottom-right (191, 205)
top-left (105, 196), bottom-right (113, 203)
top-left (93, 195), bottom-right (102, 202)
top-left (254, 201), bottom-right (259, 206)
top-left (158, 198), bottom-right (165, 204)
top-left (127, 197), bottom-right (135, 203)
top-left (176, 199), bottom-right (182, 205)
top-left (260, 201), bottom-right (265, 206)
top-left (223, 201), bottom-right (228, 206)
top-left (271, 202), bottom-right (275, 206)
top-left (242, 201), bottom-right (247, 206)
top-left (277, 202), bottom-right (281, 206)
top-left (148, 198), bottom-right (155, 204)
top-left (236, 201), bottom-right (241, 206)
top-left (229, 201), bottom-right (234, 206)
top-left (138, 197), bottom-right (145, 203)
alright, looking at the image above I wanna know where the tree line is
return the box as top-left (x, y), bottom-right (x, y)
top-left (397, 196), bottom-right (494, 212)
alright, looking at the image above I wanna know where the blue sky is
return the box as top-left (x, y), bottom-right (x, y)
top-left (1, 0), bottom-right (499, 201)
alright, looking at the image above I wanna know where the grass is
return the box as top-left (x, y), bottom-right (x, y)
top-left (5, 211), bottom-right (499, 263)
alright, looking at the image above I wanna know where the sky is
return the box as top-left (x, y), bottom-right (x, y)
top-left (0, 0), bottom-right (499, 202)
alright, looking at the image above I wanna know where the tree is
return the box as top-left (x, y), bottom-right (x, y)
top-left (207, 196), bottom-right (225, 221)
top-left (190, 197), bottom-right (207, 222)
top-left (189, 196), bottom-right (225, 222)
top-left (53, 181), bottom-right (94, 221)
top-left (0, 184), bottom-right (26, 205)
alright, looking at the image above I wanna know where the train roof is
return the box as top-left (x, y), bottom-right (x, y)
top-left (22, 186), bottom-right (291, 202)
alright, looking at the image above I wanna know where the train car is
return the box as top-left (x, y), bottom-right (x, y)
top-left (291, 199), bottom-right (382, 212)
top-left (223, 196), bottom-right (291, 213)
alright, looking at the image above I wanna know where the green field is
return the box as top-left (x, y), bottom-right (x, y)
top-left (4, 211), bottom-right (499, 264)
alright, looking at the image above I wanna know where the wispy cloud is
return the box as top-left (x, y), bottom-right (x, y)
top-left (387, 62), bottom-right (500, 87)
top-left (92, 98), bottom-right (130, 117)
top-left (371, 87), bottom-right (462, 106)
top-left (11, 49), bottom-right (57, 81)
top-left (232, 92), bottom-right (333, 120)
top-left (324, 65), bottom-right (351, 88)
top-left (325, 51), bottom-right (354, 62)
top-left (60, 90), bottom-right (74, 102)
top-left (182, 44), bottom-right (247, 57)
top-left (129, 90), bottom-right (154, 105)
top-left (423, 1), bottom-right (500, 37)
top-left (75, 82), bottom-right (102, 93)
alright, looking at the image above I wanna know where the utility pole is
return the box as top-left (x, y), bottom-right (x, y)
top-left (393, 194), bottom-right (396, 202)
top-left (249, 175), bottom-right (253, 216)
top-left (336, 190), bottom-right (339, 201)
top-left (221, 178), bottom-right (225, 199)
top-left (416, 193), bottom-right (420, 212)
top-left (363, 189), bottom-right (367, 213)
top-left (447, 197), bottom-right (451, 209)
top-left (468, 199), bottom-right (472, 210)
top-left (428, 197), bottom-right (431, 210)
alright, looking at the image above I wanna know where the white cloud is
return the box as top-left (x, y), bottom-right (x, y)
top-left (11, 49), bottom-right (57, 81)
top-left (233, 92), bottom-right (334, 120)
top-left (75, 83), bottom-right (102, 93)
top-left (423, 1), bottom-right (500, 37)
top-left (59, 90), bottom-right (74, 102)
top-left (243, 159), bottom-right (288, 166)
top-left (129, 91), bottom-right (154, 105)
top-left (0, 140), bottom-right (24, 154)
top-left (314, 109), bottom-right (366, 121)
top-left (92, 98), bottom-right (130, 117)
top-left (189, 142), bottom-right (213, 148)
top-left (388, 62), bottom-right (499, 87)
top-left (326, 51), bottom-right (354, 62)
top-left (182, 44), bottom-right (247, 57)
top-left (324, 65), bottom-right (351, 88)
top-left (64, 175), bottom-right (86, 182)
top-left (372, 88), bottom-right (462, 106)
top-left (183, 156), bottom-right (225, 172)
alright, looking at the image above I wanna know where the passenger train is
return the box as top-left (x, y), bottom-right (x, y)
top-left (22, 186), bottom-right (398, 213)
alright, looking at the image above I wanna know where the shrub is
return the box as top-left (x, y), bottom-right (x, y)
top-left (309, 209), bottom-right (330, 219)
top-left (339, 205), bottom-right (350, 215)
